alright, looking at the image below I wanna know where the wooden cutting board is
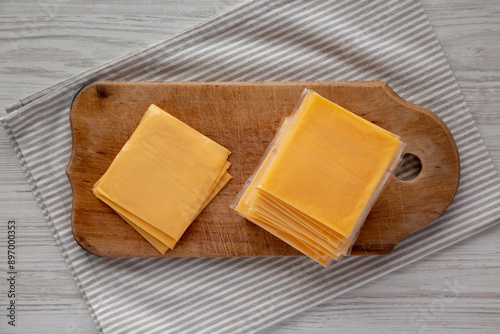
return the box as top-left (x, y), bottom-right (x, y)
top-left (67, 81), bottom-right (459, 257)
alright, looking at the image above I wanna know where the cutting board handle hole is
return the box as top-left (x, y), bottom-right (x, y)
top-left (395, 153), bottom-right (422, 181)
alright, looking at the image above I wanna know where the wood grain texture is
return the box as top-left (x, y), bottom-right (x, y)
top-left (0, 1), bottom-right (498, 334)
top-left (67, 81), bottom-right (459, 258)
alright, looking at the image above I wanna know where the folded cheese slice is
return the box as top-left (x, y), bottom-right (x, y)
top-left (232, 90), bottom-right (404, 266)
top-left (93, 104), bottom-right (232, 254)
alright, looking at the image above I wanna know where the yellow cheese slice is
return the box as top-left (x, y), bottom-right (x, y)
top-left (93, 104), bottom-right (232, 254)
top-left (259, 91), bottom-right (403, 238)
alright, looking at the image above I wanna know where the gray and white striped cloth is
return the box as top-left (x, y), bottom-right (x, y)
top-left (2, 0), bottom-right (500, 333)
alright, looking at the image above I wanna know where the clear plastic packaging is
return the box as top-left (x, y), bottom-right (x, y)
top-left (231, 89), bottom-right (406, 267)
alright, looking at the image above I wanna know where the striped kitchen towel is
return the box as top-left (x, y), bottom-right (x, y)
top-left (2, 0), bottom-right (500, 333)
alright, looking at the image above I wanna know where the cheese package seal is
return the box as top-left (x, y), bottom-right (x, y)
top-left (231, 89), bottom-right (405, 266)
top-left (93, 104), bottom-right (232, 255)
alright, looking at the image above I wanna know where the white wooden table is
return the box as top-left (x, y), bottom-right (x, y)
top-left (0, 1), bottom-right (499, 333)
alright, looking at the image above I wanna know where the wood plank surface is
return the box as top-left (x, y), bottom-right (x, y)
top-left (0, 1), bottom-right (498, 333)
top-left (68, 81), bottom-right (459, 257)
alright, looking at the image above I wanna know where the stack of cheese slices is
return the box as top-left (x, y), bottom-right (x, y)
top-left (233, 90), bottom-right (404, 266)
top-left (93, 104), bottom-right (232, 255)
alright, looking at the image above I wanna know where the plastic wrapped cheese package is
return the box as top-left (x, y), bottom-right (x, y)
top-left (231, 89), bottom-right (405, 266)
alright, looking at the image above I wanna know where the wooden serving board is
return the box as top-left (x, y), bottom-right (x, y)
top-left (67, 81), bottom-right (459, 257)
